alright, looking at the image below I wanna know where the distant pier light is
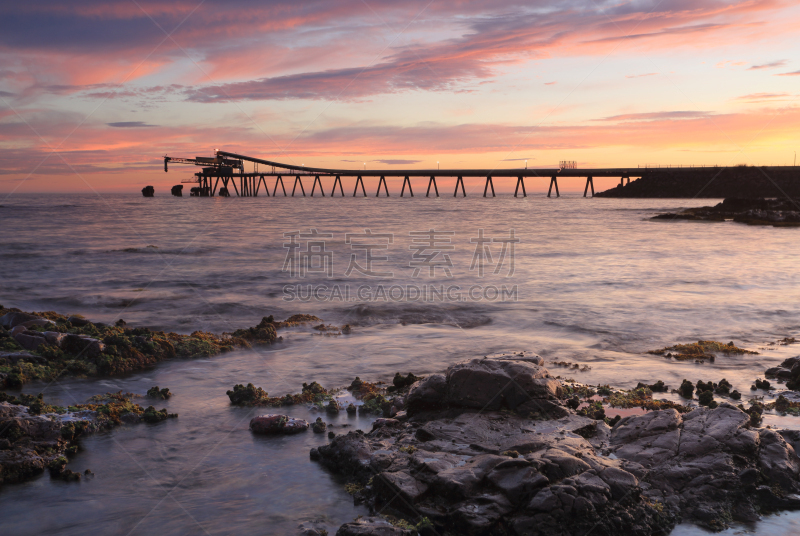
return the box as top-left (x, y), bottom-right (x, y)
top-left (559, 160), bottom-right (577, 169)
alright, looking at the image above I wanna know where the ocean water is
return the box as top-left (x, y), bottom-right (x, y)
top-left (1, 193), bottom-right (800, 535)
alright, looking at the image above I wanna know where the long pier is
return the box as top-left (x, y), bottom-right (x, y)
top-left (162, 151), bottom-right (793, 198)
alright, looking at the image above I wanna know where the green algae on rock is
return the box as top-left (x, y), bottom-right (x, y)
top-left (146, 386), bottom-right (172, 400)
top-left (0, 306), bottom-right (315, 389)
top-left (648, 340), bottom-right (758, 362)
top-left (605, 386), bottom-right (690, 413)
top-left (0, 390), bottom-right (174, 486)
top-left (226, 381), bottom-right (332, 407)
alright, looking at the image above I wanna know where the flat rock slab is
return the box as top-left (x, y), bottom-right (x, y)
top-left (415, 411), bottom-right (595, 455)
top-left (249, 414), bottom-right (309, 434)
top-left (335, 516), bottom-right (413, 536)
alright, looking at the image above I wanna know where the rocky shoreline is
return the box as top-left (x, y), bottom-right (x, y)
top-left (0, 390), bottom-right (176, 486)
top-left (306, 353), bottom-right (800, 536)
top-left (651, 198), bottom-right (800, 227)
top-left (5, 305), bottom-right (800, 535)
top-left (0, 305), bottom-right (327, 389)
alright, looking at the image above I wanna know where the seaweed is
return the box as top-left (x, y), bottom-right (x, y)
top-left (648, 340), bottom-right (758, 361)
top-left (765, 395), bottom-right (800, 416)
top-left (606, 387), bottom-right (690, 413)
top-left (312, 417), bottom-right (327, 433)
top-left (577, 401), bottom-right (606, 420)
top-left (226, 382), bottom-right (331, 407)
top-left (347, 377), bottom-right (383, 399)
top-left (146, 386), bottom-right (172, 400)
top-left (752, 378), bottom-right (773, 391)
top-left (636, 380), bottom-right (668, 393)
top-left (561, 384), bottom-right (597, 398)
top-left (142, 406), bottom-right (178, 423)
top-left (678, 380), bottom-right (694, 399)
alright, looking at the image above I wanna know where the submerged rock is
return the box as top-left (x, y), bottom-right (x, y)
top-left (249, 414), bottom-right (309, 434)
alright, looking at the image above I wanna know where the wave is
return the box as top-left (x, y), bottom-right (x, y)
top-left (336, 302), bottom-right (493, 329)
top-left (111, 245), bottom-right (218, 255)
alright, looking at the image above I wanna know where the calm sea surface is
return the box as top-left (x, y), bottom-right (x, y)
top-left (1, 193), bottom-right (800, 535)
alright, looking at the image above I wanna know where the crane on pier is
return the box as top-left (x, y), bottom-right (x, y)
top-left (163, 153), bottom-right (243, 172)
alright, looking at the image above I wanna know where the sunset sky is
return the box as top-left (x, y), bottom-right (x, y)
top-left (1, 0), bottom-right (799, 193)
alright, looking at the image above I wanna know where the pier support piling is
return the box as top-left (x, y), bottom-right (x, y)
top-left (427, 176), bottom-right (439, 197)
top-left (454, 176), bottom-right (466, 197)
top-left (583, 176), bottom-right (594, 197)
top-left (483, 176), bottom-right (495, 197)
top-left (256, 175), bottom-right (269, 196)
top-left (548, 176), bottom-right (560, 198)
top-left (377, 175), bottom-right (390, 197)
top-left (514, 176), bottom-right (527, 197)
top-left (292, 175), bottom-right (306, 197)
top-left (311, 175), bottom-right (325, 197)
top-left (331, 175), bottom-right (344, 197)
top-left (354, 176), bottom-right (367, 197)
top-left (401, 176), bottom-right (414, 197)
top-left (274, 176), bottom-right (287, 196)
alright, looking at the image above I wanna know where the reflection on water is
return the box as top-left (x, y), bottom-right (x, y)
top-left (2, 194), bottom-right (800, 534)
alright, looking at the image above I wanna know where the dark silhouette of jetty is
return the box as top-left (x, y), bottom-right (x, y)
top-left (161, 151), bottom-right (798, 198)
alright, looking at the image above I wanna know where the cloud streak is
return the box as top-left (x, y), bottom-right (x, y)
top-left (107, 121), bottom-right (158, 128)
top-left (748, 60), bottom-right (787, 70)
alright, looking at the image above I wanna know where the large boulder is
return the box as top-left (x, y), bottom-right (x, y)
top-left (0, 312), bottom-right (41, 329)
top-left (445, 356), bottom-right (561, 411)
top-left (12, 332), bottom-right (48, 352)
top-left (315, 430), bottom-right (375, 478)
top-left (406, 374), bottom-right (446, 414)
top-left (61, 334), bottom-right (105, 358)
top-left (249, 414), bottom-right (308, 434)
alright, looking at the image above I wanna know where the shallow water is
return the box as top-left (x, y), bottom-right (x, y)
top-left (2, 193), bottom-right (800, 534)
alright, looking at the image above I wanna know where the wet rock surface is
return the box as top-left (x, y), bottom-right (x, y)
top-left (250, 414), bottom-right (309, 434)
top-left (316, 356), bottom-right (800, 535)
